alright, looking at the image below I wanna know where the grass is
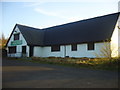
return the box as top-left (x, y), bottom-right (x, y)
top-left (7, 57), bottom-right (120, 71)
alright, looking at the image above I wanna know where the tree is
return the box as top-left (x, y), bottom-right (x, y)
top-left (95, 42), bottom-right (112, 58)
top-left (0, 33), bottom-right (8, 49)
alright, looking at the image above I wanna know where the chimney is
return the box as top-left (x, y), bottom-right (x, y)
top-left (118, 1), bottom-right (120, 12)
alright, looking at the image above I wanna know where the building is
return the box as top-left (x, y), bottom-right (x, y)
top-left (6, 12), bottom-right (120, 58)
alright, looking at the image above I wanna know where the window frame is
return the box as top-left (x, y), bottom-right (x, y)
top-left (14, 33), bottom-right (20, 40)
top-left (51, 45), bottom-right (60, 52)
top-left (87, 42), bottom-right (95, 50)
top-left (71, 44), bottom-right (77, 51)
top-left (8, 46), bottom-right (16, 53)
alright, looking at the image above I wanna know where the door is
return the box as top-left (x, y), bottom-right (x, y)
top-left (22, 46), bottom-right (26, 57)
top-left (29, 46), bottom-right (34, 57)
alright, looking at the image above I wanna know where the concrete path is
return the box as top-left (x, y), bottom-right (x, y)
top-left (2, 58), bottom-right (118, 88)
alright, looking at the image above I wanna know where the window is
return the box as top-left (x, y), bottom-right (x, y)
top-left (8, 46), bottom-right (16, 53)
top-left (87, 42), bottom-right (94, 50)
top-left (14, 33), bottom-right (20, 40)
top-left (51, 45), bottom-right (60, 52)
top-left (71, 44), bottom-right (77, 51)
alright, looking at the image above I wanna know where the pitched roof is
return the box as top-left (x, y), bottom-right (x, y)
top-left (17, 24), bottom-right (44, 46)
top-left (6, 12), bottom-right (120, 46)
top-left (44, 12), bottom-right (119, 45)
top-left (6, 24), bottom-right (44, 46)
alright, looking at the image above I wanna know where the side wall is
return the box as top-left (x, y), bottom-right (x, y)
top-left (33, 42), bottom-right (108, 58)
top-left (118, 15), bottom-right (120, 57)
top-left (33, 47), bottom-right (43, 57)
top-left (111, 15), bottom-right (120, 57)
top-left (42, 46), bottom-right (65, 57)
top-left (33, 46), bottom-right (65, 57)
top-left (65, 43), bottom-right (106, 58)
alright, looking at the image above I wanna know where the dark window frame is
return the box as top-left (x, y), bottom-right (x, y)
top-left (14, 33), bottom-right (20, 40)
top-left (87, 42), bottom-right (94, 50)
top-left (71, 44), bottom-right (77, 51)
top-left (51, 45), bottom-right (60, 52)
top-left (8, 46), bottom-right (16, 53)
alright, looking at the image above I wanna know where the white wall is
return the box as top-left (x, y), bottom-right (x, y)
top-left (65, 43), bottom-right (108, 58)
top-left (33, 42), bottom-right (108, 58)
top-left (118, 15), bottom-right (120, 57)
top-left (33, 46), bottom-right (65, 57)
top-left (110, 23), bottom-right (118, 57)
top-left (33, 46), bottom-right (43, 57)
top-left (118, 2), bottom-right (120, 57)
top-left (110, 15), bottom-right (120, 57)
top-left (7, 26), bottom-right (29, 57)
top-left (42, 46), bottom-right (65, 57)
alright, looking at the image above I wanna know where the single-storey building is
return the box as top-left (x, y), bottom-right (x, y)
top-left (6, 12), bottom-right (120, 58)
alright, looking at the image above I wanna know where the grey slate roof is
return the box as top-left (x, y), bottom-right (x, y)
top-left (17, 24), bottom-right (44, 46)
top-left (6, 12), bottom-right (120, 46)
top-left (43, 12), bottom-right (119, 45)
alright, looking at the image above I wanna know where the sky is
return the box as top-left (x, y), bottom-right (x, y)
top-left (1, 0), bottom-right (119, 38)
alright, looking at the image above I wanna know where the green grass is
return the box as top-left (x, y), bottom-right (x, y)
top-left (7, 57), bottom-right (120, 71)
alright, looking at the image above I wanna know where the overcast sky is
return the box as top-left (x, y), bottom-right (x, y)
top-left (1, 0), bottom-right (119, 38)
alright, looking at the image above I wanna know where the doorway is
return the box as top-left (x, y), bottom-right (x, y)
top-left (29, 46), bottom-right (34, 57)
top-left (22, 46), bottom-right (26, 57)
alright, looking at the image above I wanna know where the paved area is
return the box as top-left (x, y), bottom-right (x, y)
top-left (2, 58), bottom-right (118, 88)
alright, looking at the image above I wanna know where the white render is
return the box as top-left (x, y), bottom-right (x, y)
top-left (65, 43), bottom-right (104, 58)
top-left (118, 14), bottom-right (120, 57)
top-left (110, 15), bottom-right (120, 57)
top-left (33, 42), bottom-right (110, 58)
top-left (7, 26), bottom-right (29, 57)
top-left (33, 47), bottom-right (43, 57)
top-left (34, 46), bottom-right (65, 57)
top-left (117, 1), bottom-right (120, 57)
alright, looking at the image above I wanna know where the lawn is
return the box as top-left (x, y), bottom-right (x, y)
top-left (7, 57), bottom-right (120, 71)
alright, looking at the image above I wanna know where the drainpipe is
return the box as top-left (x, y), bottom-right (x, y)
top-left (64, 45), bottom-right (66, 57)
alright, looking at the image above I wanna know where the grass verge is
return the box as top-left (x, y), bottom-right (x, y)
top-left (6, 57), bottom-right (120, 71)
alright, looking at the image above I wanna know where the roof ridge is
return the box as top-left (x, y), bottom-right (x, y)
top-left (42, 12), bottom-right (120, 30)
top-left (16, 24), bottom-right (42, 31)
